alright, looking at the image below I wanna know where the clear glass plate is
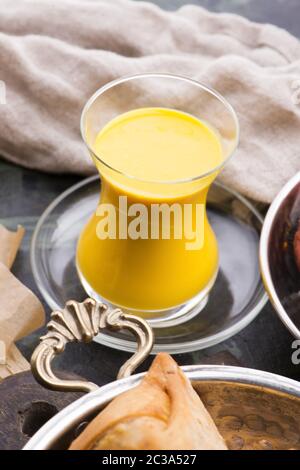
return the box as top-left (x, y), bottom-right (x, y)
top-left (31, 175), bottom-right (267, 354)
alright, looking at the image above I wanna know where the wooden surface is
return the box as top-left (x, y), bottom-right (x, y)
top-left (148, 0), bottom-right (300, 38)
top-left (0, 0), bottom-right (299, 450)
top-left (0, 371), bottom-right (83, 450)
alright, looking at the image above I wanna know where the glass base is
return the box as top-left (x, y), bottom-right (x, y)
top-left (76, 264), bottom-right (218, 328)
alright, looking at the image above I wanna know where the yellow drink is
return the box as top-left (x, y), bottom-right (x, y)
top-left (77, 107), bottom-right (223, 314)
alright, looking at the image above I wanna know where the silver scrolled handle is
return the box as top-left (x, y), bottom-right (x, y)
top-left (31, 298), bottom-right (154, 393)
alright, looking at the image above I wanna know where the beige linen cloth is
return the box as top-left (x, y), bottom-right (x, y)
top-left (0, 0), bottom-right (300, 202)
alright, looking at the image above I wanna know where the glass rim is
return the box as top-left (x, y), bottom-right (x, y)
top-left (80, 72), bottom-right (240, 185)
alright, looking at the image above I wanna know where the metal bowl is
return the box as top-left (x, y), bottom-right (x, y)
top-left (260, 172), bottom-right (300, 338)
top-left (24, 298), bottom-right (300, 450)
top-left (24, 365), bottom-right (300, 450)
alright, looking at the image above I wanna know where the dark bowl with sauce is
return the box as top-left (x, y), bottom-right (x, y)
top-left (260, 172), bottom-right (300, 338)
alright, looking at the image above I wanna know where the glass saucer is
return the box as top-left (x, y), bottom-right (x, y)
top-left (31, 175), bottom-right (267, 354)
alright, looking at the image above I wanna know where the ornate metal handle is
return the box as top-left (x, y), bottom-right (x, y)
top-left (31, 298), bottom-right (154, 393)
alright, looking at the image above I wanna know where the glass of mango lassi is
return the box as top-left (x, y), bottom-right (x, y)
top-left (77, 74), bottom-right (239, 326)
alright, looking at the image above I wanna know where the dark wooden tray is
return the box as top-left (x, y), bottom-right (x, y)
top-left (0, 371), bottom-right (83, 450)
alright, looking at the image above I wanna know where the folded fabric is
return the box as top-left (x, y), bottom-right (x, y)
top-left (0, 0), bottom-right (299, 202)
top-left (0, 225), bottom-right (25, 269)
